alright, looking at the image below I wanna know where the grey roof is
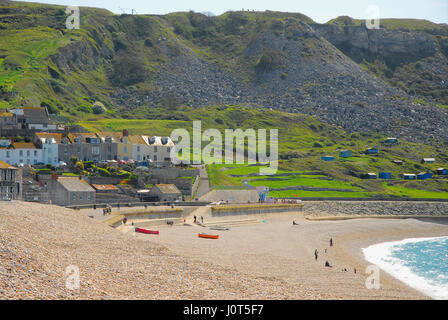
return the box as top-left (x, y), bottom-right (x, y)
top-left (23, 107), bottom-right (50, 124)
top-left (154, 184), bottom-right (181, 194)
top-left (58, 177), bottom-right (95, 192)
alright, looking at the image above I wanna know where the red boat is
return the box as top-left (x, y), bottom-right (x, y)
top-left (198, 233), bottom-right (219, 240)
top-left (135, 227), bottom-right (159, 235)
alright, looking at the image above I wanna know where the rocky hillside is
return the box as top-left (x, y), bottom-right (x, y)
top-left (1, 1), bottom-right (448, 142)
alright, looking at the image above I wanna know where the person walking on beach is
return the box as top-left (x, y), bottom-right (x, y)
top-left (194, 215), bottom-right (197, 224)
top-left (330, 238), bottom-right (333, 247)
top-left (314, 249), bottom-right (318, 261)
top-left (201, 216), bottom-right (204, 224)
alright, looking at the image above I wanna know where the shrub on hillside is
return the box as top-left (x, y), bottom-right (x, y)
top-left (256, 50), bottom-right (283, 71)
top-left (92, 101), bottom-right (106, 114)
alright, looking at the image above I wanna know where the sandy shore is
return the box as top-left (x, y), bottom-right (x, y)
top-left (144, 211), bottom-right (448, 299)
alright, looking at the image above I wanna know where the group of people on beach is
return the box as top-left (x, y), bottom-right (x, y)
top-left (102, 205), bottom-right (112, 216)
top-left (314, 238), bottom-right (357, 273)
top-left (193, 215), bottom-right (204, 224)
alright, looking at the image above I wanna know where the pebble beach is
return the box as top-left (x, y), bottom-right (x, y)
top-left (1, 201), bottom-right (447, 300)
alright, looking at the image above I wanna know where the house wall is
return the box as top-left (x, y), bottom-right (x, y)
top-left (59, 142), bottom-right (118, 163)
top-left (0, 148), bottom-right (43, 166)
top-left (42, 142), bottom-right (58, 165)
top-left (0, 168), bottom-right (21, 200)
top-left (49, 180), bottom-right (96, 206)
top-left (28, 124), bottom-right (58, 131)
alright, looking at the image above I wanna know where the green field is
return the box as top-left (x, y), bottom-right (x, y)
top-left (73, 105), bottom-right (448, 199)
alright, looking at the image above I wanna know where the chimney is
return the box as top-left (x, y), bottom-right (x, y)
top-left (122, 129), bottom-right (129, 137)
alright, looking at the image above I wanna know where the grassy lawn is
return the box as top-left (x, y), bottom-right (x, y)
top-left (241, 175), bottom-right (362, 190)
top-left (269, 190), bottom-right (374, 198)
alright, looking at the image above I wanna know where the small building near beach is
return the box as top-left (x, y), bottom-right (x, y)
top-left (436, 168), bottom-right (447, 175)
top-left (362, 173), bottom-right (377, 179)
top-left (392, 160), bottom-right (403, 165)
top-left (338, 149), bottom-right (352, 158)
top-left (321, 156), bottom-right (334, 161)
top-left (92, 184), bottom-right (119, 194)
top-left (378, 172), bottom-right (392, 179)
top-left (148, 184), bottom-right (182, 202)
top-left (417, 172), bottom-right (432, 180)
top-left (50, 176), bottom-right (96, 206)
top-left (421, 158), bottom-right (435, 164)
top-left (403, 173), bottom-right (417, 180)
top-left (365, 147), bottom-right (379, 155)
top-left (384, 137), bottom-right (398, 144)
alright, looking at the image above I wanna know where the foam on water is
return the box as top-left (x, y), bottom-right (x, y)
top-left (363, 236), bottom-right (448, 300)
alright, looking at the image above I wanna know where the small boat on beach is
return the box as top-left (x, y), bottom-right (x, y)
top-left (198, 233), bottom-right (219, 239)
top-left (135, 227), bottom-right (159, 235)
top-left (210, 226), bottom-right (230, 231)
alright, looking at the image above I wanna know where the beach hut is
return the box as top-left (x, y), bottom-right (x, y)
top-left (436, 168), bottom-right (447, 175)
top-left (339, 149), bottom-right (352, 158)
top-left (378, 172), bottom-right (392, 179)
top-left (392, 160), bottom-right (403, 165)
top-left (362, 173), bottom-right (377, 179)
top-left (417, 172), bottom-right (433, 180)
top-left (403, 174), bottom-right (416, 180)
top-left (421, 158), bottom-right (435, 164)
top-left (321, 156), bottom-right (335, 161)
top-left (365, 147), bottom-right (379, 155)
top-left (384, 137), bottom-right (398, 144)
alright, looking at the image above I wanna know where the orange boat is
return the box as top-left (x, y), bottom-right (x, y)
top-left (198, 233), bottom-right (219, 240)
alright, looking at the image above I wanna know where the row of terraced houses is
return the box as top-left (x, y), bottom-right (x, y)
top-left (0, 130), bottom-right (174, 166)
top-left (0, 107), bottom-right (175, 166)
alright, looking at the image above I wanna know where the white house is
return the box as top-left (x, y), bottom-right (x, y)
top-left (142, 136), bottom-right (174, 165)
top-left (0, 142), bottom-right (43, 166)
top-left (40, 137), bottom-right (58, 165)
top-left (35, 132), bottom-right (62, 166)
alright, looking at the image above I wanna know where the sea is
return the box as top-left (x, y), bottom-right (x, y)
top-left (363, 236), bottom-right (448, 300)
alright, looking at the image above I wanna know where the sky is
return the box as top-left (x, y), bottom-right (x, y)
top-left (17, 0), bottom-right (448, 24)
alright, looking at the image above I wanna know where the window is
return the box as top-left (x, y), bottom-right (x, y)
top-left (34, 150), bottom-right (37, 156)
top-left (72, 193), bottom-right (76, 201)
top-left (167, 147), bottom-right (171, 153)
top-left (124, 146), bottom-right (127, 153)
top-left (154, 155), bottom-right (157, 161)
top-left (79, 193), bottom-right (83, 200)
top-left (137, 155), bottom-right (141, 161)
top-left (87, 193), bottom-right (91, 200)
top-left (26, 150), bottom-right (30, 157)
top-left (19, 150), bottom-right (23, 156)
top-left (92, 146), bottom-right (100, 155)
top-left (154, 146), bottom-right (157, 152)
top-left (137, 146), bottom-right (140, 152)
top-left (6, 151), bottom-right (10, 158)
